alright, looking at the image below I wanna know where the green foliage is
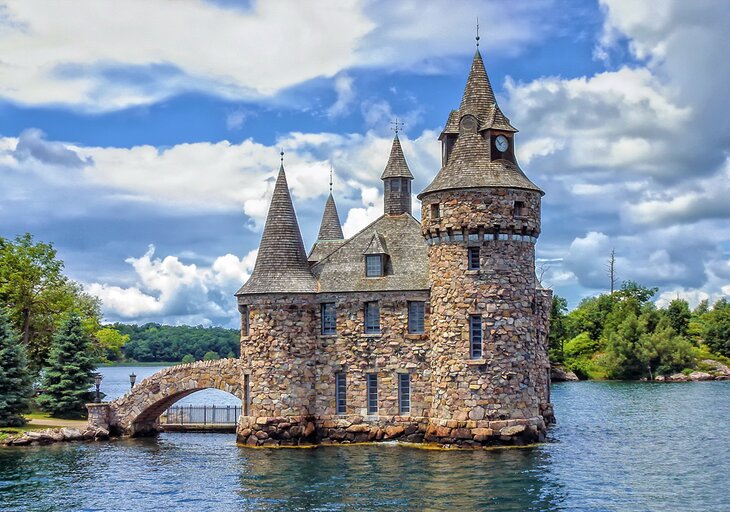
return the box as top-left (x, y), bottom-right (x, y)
top-left (0, 233), bottom-right (101, 372)
top-left (615, 280), bottom-right (658, 305)
top-left (36, 314), bottom-right (96, 418)
top-left (548, 296), bottom-right (568, 361)
top-left (114, 323), bottom-right (239, 362)
top-left (702, 299), bottom-right (730, 357)
top-left (642, 325), bottom-right (695, 376)
top-left (94, 328), bottom-right (129, 362)
top-left (564, 332), bottom-right (599, 358)
top-left (0, 309), bottom-right (33, 426)
top-left (666, 299), bottom-right (691, 337)
top-left (603, 313), bottom-right (646, 379)
top-left (181, 354), bottom-right (195, 364)
top-left (203, 351), bottom-right (220, 361)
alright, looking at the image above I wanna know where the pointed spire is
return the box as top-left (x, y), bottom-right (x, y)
top-left (380, 132), bottom-right (414, 180)
top-left (459, 49), bottom-right (497, 122)
top-left (317, 192), bottom-right (344, 241)
top-left (237, 161), bottom-right (315, 294)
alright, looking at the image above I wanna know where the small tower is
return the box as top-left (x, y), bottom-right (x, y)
top-left (236, 155), bottom-right (317, 430)
top-left (308, 168), bottom-right (345, 264)
top-left (418, 48), bottom-right (553, 436)
top-left (381, 129), bottom-right (414, 216)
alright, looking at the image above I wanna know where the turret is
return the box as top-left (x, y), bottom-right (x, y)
top-left (381, 133), bottom-right (414, 215)
top-left (419, 48), bottom-right (553, 432)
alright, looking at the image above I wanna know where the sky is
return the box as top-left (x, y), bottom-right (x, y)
top-left (1, 0), bottom-right (729, 328)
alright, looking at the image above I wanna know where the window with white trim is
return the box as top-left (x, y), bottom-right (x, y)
top-left (365, 255), bottom-right (383, 277)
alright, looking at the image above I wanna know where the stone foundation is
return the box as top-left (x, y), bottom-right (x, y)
top-left (237, 414), bottom-right (546, 448)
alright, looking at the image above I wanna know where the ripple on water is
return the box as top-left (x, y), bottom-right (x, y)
top-left (0, 381), bottom-right (728, 511)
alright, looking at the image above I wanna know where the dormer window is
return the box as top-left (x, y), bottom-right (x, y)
top-left (365, 254), bottom-right (383, 277)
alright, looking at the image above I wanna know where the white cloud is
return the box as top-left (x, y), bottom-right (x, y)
top-left (86, 245), bottom-right (257, 326)
top-left (0, 0), bottom-right (552, 111)
top-left (326, 74), bottom-right (355, 118)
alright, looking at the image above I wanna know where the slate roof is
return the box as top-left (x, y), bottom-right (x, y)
top-left (380, 134), bottom-right (414, 179)
top-left (419, 130), bottom-right (543, 197)
top-left (363, 231), bottom-right (388, 255)
top-left (236, 165), bottom-right (316, 295)
top-left (317, 193), bottom-right (344, 240)
top-left (311, 214), bottom-right (428, 293)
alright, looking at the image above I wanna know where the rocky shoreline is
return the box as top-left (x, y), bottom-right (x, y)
top-left (1, 426), bottom-right (109, 447)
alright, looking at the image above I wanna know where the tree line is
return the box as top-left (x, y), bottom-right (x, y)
top-left (549, 281), bottom-right (730, 379)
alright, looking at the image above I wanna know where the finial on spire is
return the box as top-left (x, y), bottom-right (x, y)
top-left (329, 165), bottom-right (333, 194)
top-left (280, 149), bottom-right (284, 165)
top-left (390, 118), bottom-right (404, 135)
top-left (476, 17), bottom-right (480, 48)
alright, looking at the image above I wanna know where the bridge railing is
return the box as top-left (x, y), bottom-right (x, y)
top-left (160, 405), bottom-right (241, 426)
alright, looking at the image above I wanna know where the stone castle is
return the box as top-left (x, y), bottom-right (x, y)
top-left (235, 48), bottom-right (553, 447)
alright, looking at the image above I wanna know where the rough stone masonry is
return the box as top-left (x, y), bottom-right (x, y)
top-left (234, 46), bottom-right (554, 448)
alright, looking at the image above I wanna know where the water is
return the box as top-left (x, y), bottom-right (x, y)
top-left (1, 381), bottom-right (728, 511)
top-left (98, 365), bottom-right (241, 405)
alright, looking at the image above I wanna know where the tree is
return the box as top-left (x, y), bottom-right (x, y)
top-left (0, 309), bottom-right (33, 426)
top-left (548, 296), bottom-right (568, 361)
top-left (703, 300), bottom-right (730, 358)
top-left (36, 314), bottom-right (96, 418)
top-left (615, 280), bottom-right (658, 305)
top-left (181, 354), bottom-right (195, 364)
top-left (603, 313), bottom-right (647, 379)
top-left (605, 248), bottom-right (617, 294)
top-left (0, 234), bottom-right (102, 372)
top-left (666, 299), bottom-right (691, 337)
top-left (94, 328), bottom-right (129, 362)
top-left (203, 351), bottom-right (220, 361)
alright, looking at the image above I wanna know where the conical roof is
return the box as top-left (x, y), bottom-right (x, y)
top-left (317, 193), bottom-right (344, 241)
top-left (236, 165), bottom-right (316, 294)
top-left (459, 49), bottom-right (497, 122)
top-left (380, 134), bottom-right (414, 180)
top-left (419, 130), bottom-right (543, 198)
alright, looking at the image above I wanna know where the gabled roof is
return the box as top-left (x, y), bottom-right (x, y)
top-left (380, 134), bottom-right (414, 180)
top-left (311, 214), bottom-right (428, 293)
top-left (419, 130), bottom-right (543, 198)
top-left (317, 193), bottom-right (344, 241)
top-left (237, 165), bottom-right (316, 295)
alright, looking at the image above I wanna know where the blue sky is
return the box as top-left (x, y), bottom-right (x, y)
top-left (1, 0), bottom-right (729, 327)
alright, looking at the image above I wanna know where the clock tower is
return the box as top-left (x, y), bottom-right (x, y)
top-left (419, 47), bottom-right (554, 436)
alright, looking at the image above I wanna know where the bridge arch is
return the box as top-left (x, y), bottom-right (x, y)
top-left (108, 359), bottom-right (242, 435)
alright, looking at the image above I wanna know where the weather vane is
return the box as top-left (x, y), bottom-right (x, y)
top-left (280, 149), bottom-right (284, 165)
top-left (390, 118), bottom-right (404, 135)
top-left (476, 17), bottom-right (480, 47)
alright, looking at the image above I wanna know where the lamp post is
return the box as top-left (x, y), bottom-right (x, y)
top-left (94, 373), bottom-right (103, 403)
top-left (129, 372), bottom-right (137, 390)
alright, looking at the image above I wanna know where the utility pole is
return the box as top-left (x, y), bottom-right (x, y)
top-left (605, 248), bottom-right (617, 294)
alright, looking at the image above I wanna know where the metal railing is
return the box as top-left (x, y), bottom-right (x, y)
top-left (160, 405), bottom-right (241, 426)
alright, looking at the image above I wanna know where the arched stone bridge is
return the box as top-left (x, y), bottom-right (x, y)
top-left (98, 359), bottom-right (242, 436)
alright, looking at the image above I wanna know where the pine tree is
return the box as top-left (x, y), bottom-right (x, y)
top-left (0, 308), bottom-right (33, 426)
top-left (36, 313), bottom-right (96, 418)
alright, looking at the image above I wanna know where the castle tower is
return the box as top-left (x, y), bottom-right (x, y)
top-left (381, 133), bottom-right (414, 215)
top-left (308, 171), bottom-right (345, 264)
top-left (418, 49), bottom-right (553, 439)
top-left (236, 157), bottom-right (317, 432)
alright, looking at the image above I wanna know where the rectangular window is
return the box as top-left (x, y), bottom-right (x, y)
top-left (240, 305), bottom-right (250, 335)
top-left (335, 372), bottom-right (347, 414)
top-left (391, 179), bottom-right (401, 192)
top-left (430, 203), bottom-right (440, 219)
top-left (398, 373), bottom-right (411, 415)
top-left (243, 374), bottom-right (250, 416)
top-left (514, 201), bottom-right (525, 217)
top-left (365, 254), bottom-right (383, 277)
top-left (367, 373), bottom-right (378, 414)
top-left (468, 247), bottom-right (480, 270)
top-left (470, 315), bottom-right (483, 359)
top-left (364, 301), bottom-right (380, 334)
top-left (401, 179), bottom-right (410, 196)
top-left (408, 301), bottom-right (425, 334)
top-left (321, 302), bottom-right (336, 335)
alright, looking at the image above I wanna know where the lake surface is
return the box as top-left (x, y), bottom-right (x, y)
top-left (2, 380), bottom-right (728, 511)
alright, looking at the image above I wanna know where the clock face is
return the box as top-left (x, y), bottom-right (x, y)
top-left (495, 135), bottom-right (509, 152)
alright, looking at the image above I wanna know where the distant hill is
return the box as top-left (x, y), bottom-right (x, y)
top-left (110, 323), bottom-right (239, 363)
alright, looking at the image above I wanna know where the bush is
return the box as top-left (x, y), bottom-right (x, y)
top-left (564, 332), bottom-right (599, 358)
top-left (203, 351), bottom-right (220, 361)
top-left (181, 354), bottom-right (195, 364)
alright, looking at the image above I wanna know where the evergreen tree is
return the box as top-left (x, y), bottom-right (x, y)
top-left (0, 308), bottom-right (33, 426)
top-left (36, 313), bottom-right (96, 418)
